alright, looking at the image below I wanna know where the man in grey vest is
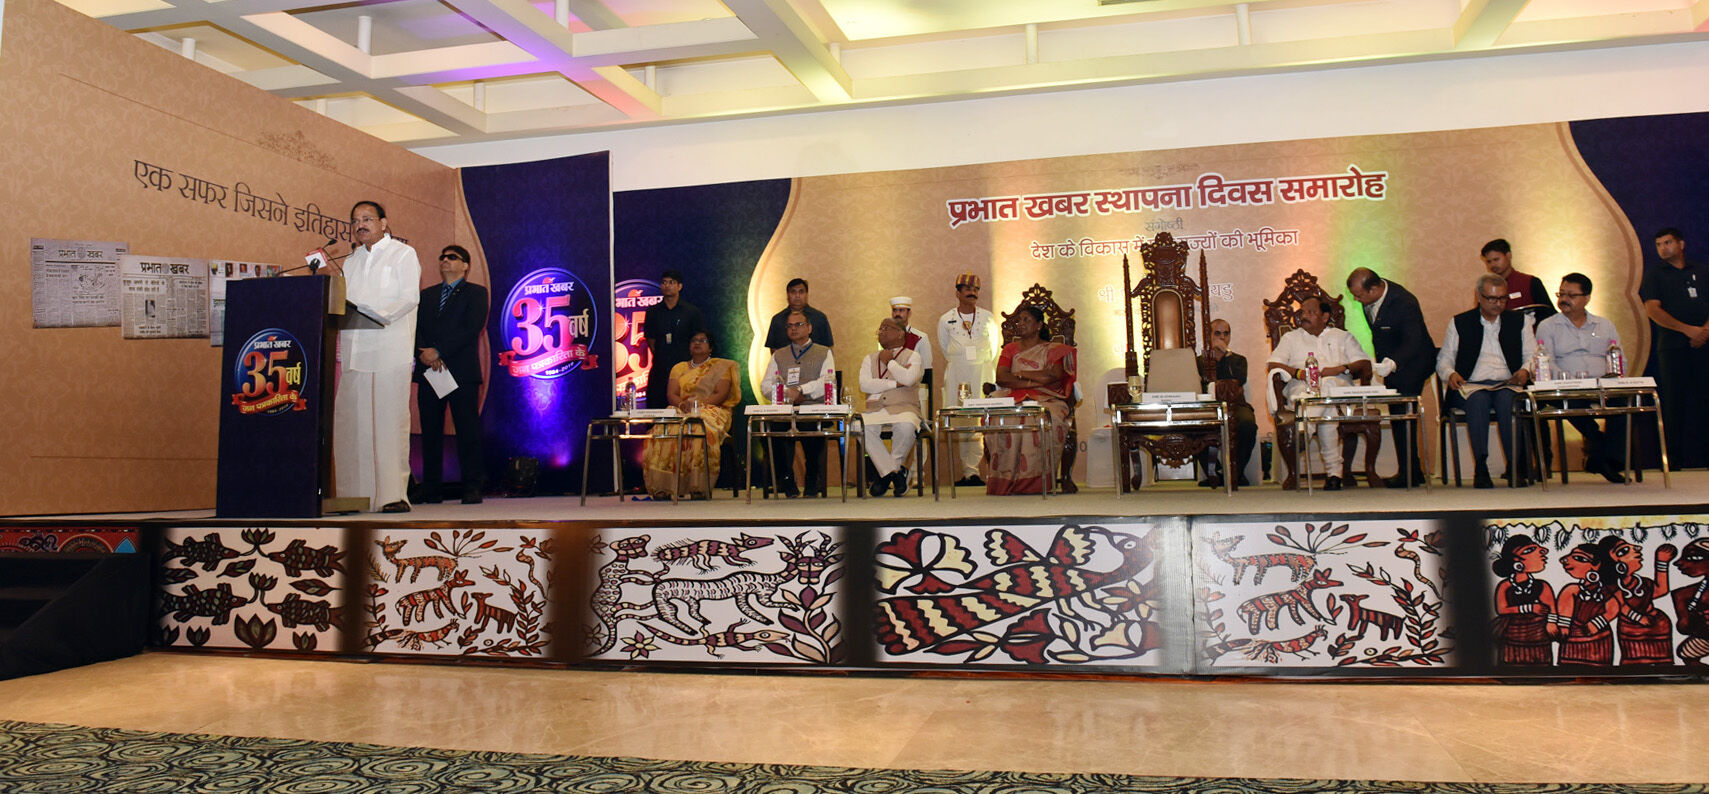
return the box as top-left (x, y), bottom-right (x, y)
top-left (1436, 273), bottom-right (1536, 488)
top-left (860, 318), bottom-right (924, 497)
top-left (759, 309), bottom-right (836, 497)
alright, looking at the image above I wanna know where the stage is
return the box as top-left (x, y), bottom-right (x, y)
top-left (32, 470), bottom-right (1706, 524)
top-left (6, 471), bottom-right (1708, 682)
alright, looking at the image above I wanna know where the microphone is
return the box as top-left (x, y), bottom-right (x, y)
top-left (276, 239), bottom-right (347, 276)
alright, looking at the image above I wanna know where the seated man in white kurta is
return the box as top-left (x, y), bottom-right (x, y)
top-left (860, 318), bottom-right (925, 497)
top-left (1265, 295), bottom-right (1373, 491)
top-left (332, 200), bottom-right (420, 513)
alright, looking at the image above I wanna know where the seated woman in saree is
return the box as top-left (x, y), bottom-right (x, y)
top-left (984, 304), bottom-right (1076, 495)
top-left (642, 330), bottom-right (740, 499)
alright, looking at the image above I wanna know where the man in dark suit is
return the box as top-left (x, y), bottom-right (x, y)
top-left (414, 244), bottom-right (489, 504)
top-left (1348, 267), bottom-right (1435, 487)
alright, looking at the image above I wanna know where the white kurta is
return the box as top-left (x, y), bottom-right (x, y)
top-left (1267, 326), bottom-right (1372, 471)
top-left (936, 305), bottom-right (1000, 476)
top-left (334, 233), bottom-right (420, 510)
top-left (860, 347), bottom-right (924, 477)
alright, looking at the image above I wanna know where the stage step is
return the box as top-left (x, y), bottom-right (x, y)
top-left (0, 553), bottom-right (149, 681)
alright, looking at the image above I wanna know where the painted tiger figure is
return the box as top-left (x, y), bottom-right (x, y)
top-left (1236, 568), bottom-right (1342, 634)
top-left (1338, 593), bottom-right (1404, 641)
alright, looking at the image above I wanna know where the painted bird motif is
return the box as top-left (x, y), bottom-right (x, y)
top-left (874, 525), bottom-right (1150, 655)
top-left (162, 534), bottom-right (241, 571)
top-left (159, 583), bottom-right (250, 625)
top-left (265, 539), bottom-right (344, 578)
top-left (265, 592), bottom-right (341, 631)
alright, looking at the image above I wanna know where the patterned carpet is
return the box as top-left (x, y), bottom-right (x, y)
top-left (1, 720), bottom-right (1704, 793)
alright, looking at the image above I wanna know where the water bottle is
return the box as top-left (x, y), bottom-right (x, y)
top-left (774, 380), bottom-right (785, 405)
top-left (1606, 338), bottom-right (1625, 377)
top-left (1533, 340), bottom-right (1553, 383)
top-left (1304, 352), bottom-right (1321, 396)
top-left (825, 379), bottom-right (836, 406)
top-left (624, 379), bottom-right (637, 412)
top-left (1260, 434), bottom-right (1274, 481)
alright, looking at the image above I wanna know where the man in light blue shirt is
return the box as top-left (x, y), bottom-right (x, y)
top-left (1535, 272), bottom-right (1627, 483)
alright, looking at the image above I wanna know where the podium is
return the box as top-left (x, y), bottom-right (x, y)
top-left (216, 275), bottom-right (344, 518)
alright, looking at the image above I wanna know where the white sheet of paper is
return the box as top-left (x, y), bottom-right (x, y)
top-left (423, 366), bottom-right (458, 398)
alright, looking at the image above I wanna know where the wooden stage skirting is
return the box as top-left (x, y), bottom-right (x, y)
top-left (5, 473), bottom-right (1709, 682)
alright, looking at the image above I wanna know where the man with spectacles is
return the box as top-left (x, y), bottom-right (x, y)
top-left (759, 310), bottom-right (836, 497)
top-left (331, 200), bottom-right (420, 513)
top-left (1437, 273), bottom-right (1536, 488)
top-left (414, 245), bottom-right (489, 504)
top-left (1535, 273), bottom-right (1626, 483)
top-left (1347, 267), bottom-right (1435, 487)
top-left (1196, 318), bottom-right (1255, 489)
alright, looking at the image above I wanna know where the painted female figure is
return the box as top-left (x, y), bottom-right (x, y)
top-left (1666, 538), bottom-right (1709, 667)
top-left (1491, 535), bottom-right (1554, 665)
top-left (1596, 536), bottom-right (1673, 665)
top-left (1553, 543), bottom-right (1617, 666)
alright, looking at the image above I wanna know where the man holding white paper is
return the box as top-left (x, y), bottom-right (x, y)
top-left (331, 201), bottom-right (419, 513)
top-left (415, 244), bottom-right (489, 504)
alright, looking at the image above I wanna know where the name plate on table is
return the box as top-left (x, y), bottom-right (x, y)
top-left (1139, 391), bottom-right (1205, 403)
top-left (962, 397), bottom-right (1016, 408)
top-left (1532, 378), bottom-right (1599, 391)
top-left (1599, 376), bottom-right (1657, 389)
top-left (616, 408), bottom-right (678, 419)
top-left (745, 404), bottom-right (793, 415)
top-left (1325, 385), bottom-right (1397, 397)
top-left (796, 404), bottom-right (851, 415)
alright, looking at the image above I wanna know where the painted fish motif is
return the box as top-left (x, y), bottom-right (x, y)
top-left (874, 525), bottom-right (1150, 655)
top-left (160, 583), bottom-right (249, 625)
top-left (265, 538), bottom-right (344, 577)
top-left (163, 534), bottom-right (241, 571)
top-left (265, 592), bottom-right (341, 631)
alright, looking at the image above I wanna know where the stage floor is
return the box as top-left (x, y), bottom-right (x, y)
top-left (33, 470), bottom-right (1709, 524)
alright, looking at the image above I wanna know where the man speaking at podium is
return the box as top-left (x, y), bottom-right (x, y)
top-left (331, 201), bottom-right (420, 513)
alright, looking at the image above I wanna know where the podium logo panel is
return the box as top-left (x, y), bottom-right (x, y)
top-left (498, 267), bottom-right (599, 379)
top-left (229, 327), bottom-right (309, 415)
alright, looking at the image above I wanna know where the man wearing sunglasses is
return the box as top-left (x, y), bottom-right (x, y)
top-left (414, 245), bottom-right (488, 504)
top-left (1437, 273), bottom-right (1536, 488)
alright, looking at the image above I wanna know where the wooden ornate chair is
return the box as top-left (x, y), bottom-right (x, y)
top-left (1110, 232), bottom-right (1221, 489)
top-left (993, 284), bottom-right (1079, 493)
top-left (1261, 270), bottom-right (1381, 489)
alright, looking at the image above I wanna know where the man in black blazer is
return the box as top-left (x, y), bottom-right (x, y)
top-left (1348, 267), bottom-right (1435, 487)
top-left (415, 244), bottom-right (489, 504)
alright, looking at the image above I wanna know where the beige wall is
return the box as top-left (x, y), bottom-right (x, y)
top-left (0, 0), bottom-right (468, 514)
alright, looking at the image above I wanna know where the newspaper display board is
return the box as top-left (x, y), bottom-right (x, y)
top-left (208, 260), bottom-right (280, 346)
top-left (120, 254), bottom-right (209, 339)
top-left (30, 238), bottom-right (127, 328)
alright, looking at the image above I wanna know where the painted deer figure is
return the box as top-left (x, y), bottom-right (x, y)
top-left (1236, 568), bottom-right (1342, 634)
top-left (650, 531), bottom-right (842, 635)
top-left (1210, 533), bottom-right (1315, 585)
top-left (377, 536), bottom-right (457, 583)
top-left (1338, 593), bottom-right (1404, 641)
top-left (394, 569), bottom-right (474, 626)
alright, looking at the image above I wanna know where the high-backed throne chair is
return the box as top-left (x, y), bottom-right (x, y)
top-left (1261, 270), bottom-right (1382, 489)
top-left (1111, 232), bottom-right (1220, 490)
top-left (991, 283), bottom-right (1079, 493)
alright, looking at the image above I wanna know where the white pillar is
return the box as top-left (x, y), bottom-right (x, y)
top-left (555, 0), bottom-right (570, 26)
top-left (1025, 23), bottom-right (1038, 64)
top-left (1235, 4), bottom-right (1251, 46)
top-left (179, 36), bottom-right (196, 60)
top-left (473, 81), bottom-right (486, 111)
top-left (357, 15), bottom-right (372, 54)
